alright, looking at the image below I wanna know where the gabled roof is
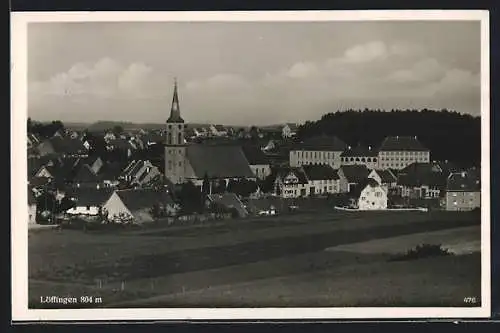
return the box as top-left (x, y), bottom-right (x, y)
top-left (374, 169), bottom-right (397, 183)
top-left (186, 144), bottom-right (255, 179)
top-left (397, 162), bottom-right (447, 188)
top-left (276, 167), bottom-right (309, 184)
top-left (302, 164), bottom-right (339, 181)
top-left (66, 188), bottom-right (114, 207)
top-left (341, 144), bottom-right (378, 157)
top-left (46, 136), bottom-right (87, 155)
top-left (207, 193), bottom-right (248, 217)
top-left (97, 161), bottom-right (126, 181)
top-left (350, 177), bottom-right (382, 197)
top-left (378, 136), bottom-right (429, 152)
top-left (74, 164), bottom-right (99, 183)
top-left (340, 165), bottom-right (370, 183)
top-left (292, 135), bottom-right (347, 151)
top-left (241, 144), bottom-right (270, 165)
top-left (115, 188), bottom-right (175, 210)
top-left (447, 170), bottom-right (480, 192)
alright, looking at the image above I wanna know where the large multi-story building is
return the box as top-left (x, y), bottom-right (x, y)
top-left (289, 135), bottom-right (347, 169)
top-left (445, 168), bottom-right (481, 211)
top-left (340, 143), bottom-right (379, 169)
top-left (377, 136), bottom-right (430, 170)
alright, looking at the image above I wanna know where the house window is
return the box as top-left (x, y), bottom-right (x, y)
top-left (375, 192), bottom-right (381, 197)
top-left (86, 206), bottom-right (90, 210)
top-left (178, 162), bottom-right (182, 167)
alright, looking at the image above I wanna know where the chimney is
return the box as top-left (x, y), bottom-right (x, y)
top-left (461, 171), bottom-right (466, 178)
top-left (396, 135), bottom-right (399, 139)
top-left (368, 145), bottom-right (372, 151)
top-left (414, 135), bottom-right (417, 139)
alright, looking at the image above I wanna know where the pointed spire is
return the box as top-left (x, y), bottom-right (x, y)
top-left (167, 77), bottom-right (184, 123)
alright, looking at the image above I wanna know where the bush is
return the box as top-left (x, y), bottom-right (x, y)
top-left (389, 243), bottom-right (452, 262)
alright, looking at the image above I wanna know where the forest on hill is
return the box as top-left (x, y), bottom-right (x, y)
top-left (296, 109), bottom-right (481, 168)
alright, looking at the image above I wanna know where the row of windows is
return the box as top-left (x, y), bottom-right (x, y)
top-left (380, 151), bottom-right (428, 156)
top-left (167, 149), bottom-right (184, 155)
top-left (293, 151), bottom-right (337, 159)
top-left (168, 124), bottom-right (186, 130)
top-left (381, 157), bottom-right (428, 161)
top-left (167, 133), bottom-right (184, 145)
top-left (167, 161), bottom-right (183, 170)
top-left (341, 157), bottom-right (378, 163)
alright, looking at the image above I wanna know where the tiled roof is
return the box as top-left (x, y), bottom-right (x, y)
top-left (378, 136), bottom-right (429, 152)
top-left (186, 144), bottom-right (255, 179)
top-left (66, 188), bottom-right (114, 207)
top-left (115, 188), bottom-right (175, 211)
top-left (74, 164), bottom-right (99, 183)
top-left (375, 169), bottom-right (397, 183)
top-left (98, 161), bottom-right (126, 181)
top-left (397, 163), bottom-right (447, 188)
top-left (350, 177), bottom-right (381, 197)
top-left (446, 170), bottom-right (480, 192)
top-left (302, 164), bottom-right (339, 181)
top-left (340, 165), bottom-right (370, 183)
top-left (292, 135), bottom-right (347, 151)
top-left (47, 136), bottom-right (87, 155)
top-left (341, 144), bottom-right (378, 157)
top-left (277, 167), bottom-right (309, 184)
top-left (241, 144), bottom-right (270, 165)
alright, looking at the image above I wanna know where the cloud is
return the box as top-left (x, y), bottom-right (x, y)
top-left (29, 57), bottom-right (157, 99)
top-left (28, 40), bottom-right (481, 124)
top-left (342, 41), bottom-right (388, 63)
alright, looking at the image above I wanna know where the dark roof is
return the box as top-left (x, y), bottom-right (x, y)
top-left (66, 188), bottom-right (114, 207)
top-left (350, 177), bottom-right (381, 197)
top-left (97, 162), bottom-right (126, 181)
top-left (447, 170), bottom-right (480, 192)
top-left (109, 139), bottom-right (133, 150)
top-left (186, 144), bottom-right (255, 179)
top-left (340, 165), bottom-right (370, 183)
top-left (341, 144), bottom-right (378, 157)
top-left (29, 176), bottom-right (51, 187)
top-left (74, 164), bottom-right (99, 183)
top-left (241, 145), bottom-right (269, 165)
top-left (115, 188), bottom-right (175, 210)
top-left (302, 164), bottom-right (339, 181)
top-left (47, 136), bottom-right (87, 155)
top-left (214, 125), bottom-right (226, 131)
top-left (276, 167), bottom-right (309, 184)
top-left (207, 193), bottom-right (248, 217)
top-left (378, 136), bottom-right (429, 152)
top-left (293, 135), bottom-right (347, 151)
top-left (397, 163), bottom-right (447, 188)
top-left (375, 169), bottom-right (397, 183)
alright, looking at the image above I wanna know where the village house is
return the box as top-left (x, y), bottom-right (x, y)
top-left (209, 124), bottom-right (228, 137)
top-left (301, 164), bottom-right (340, 196)
top-left (241, 145), bottom-right (272, 180)
top-left (377, 136), bottom-right (430, 170)
top-left (445, 168), bottom-right (481, 211)
top-left (355, 178), bottom-right (388, 211)
top-left (340, 143), bottom-right (379, 169)
top-left (337, 164), bottom-right (371, 193)
top-left (65, 188), bottom-right (114, 217)
top-left (273, 167), bottom-right (309, 198)
top-left (289, 135), bottom-right (347, 169)
top-left (120, 160), bottom-right (162, 187)
top-left (36, 136), bottom-right (89, 158)
top-left (106, 138), bottom-right (136, 158)
top-left (366, 169), bottom-right (398, 193)
top-left (282, 123), bottom-right (298, 138)
top-left (102, 188), bottom-right (179, 223)
top-left (396, 162), bottom-right (448, 199)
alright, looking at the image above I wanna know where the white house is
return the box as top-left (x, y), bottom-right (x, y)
top-left (65, 188), bottom-right (114, 216)
top-left (357, 178), bottom-right (388, 210)
top-left (103, 188), bottom-right (179, 224)
top-left (445, 168), bottom-right (481, 211)
top-left (274, 167), bottom-right (309, 198)
top-left (302, 164), bottom-right (340, 196)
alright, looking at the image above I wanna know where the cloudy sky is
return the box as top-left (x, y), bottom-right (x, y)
top-left (28, 20), bottom-right (481, 125)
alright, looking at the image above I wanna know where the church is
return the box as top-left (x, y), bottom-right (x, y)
top-left (164, 80), bottom-right (256, 188)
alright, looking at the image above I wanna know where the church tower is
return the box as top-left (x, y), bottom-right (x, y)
top-left (164, 78), bottom-right (187, 184)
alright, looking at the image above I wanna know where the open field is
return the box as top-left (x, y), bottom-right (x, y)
top-left (28, 210), bottom-right (481, 308)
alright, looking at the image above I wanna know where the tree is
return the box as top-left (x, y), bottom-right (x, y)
top-left (177, 181), bottom-right (203, 214)
top-left (113, 125), bottom-right (124, 136)
top-left (212, 179), bottom-right (227, 194)
top-left (201, 172), bottom-right (210, 195)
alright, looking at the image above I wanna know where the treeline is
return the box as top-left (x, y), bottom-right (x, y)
top-left (27, 118), bottom-right (65, 139)
top-left (296, 109), bottom-right (481, 168)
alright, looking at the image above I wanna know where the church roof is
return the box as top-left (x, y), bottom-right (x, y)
top-left (167, 80), bottom-right (185, 123)
top-left (186, 144), bottom-right (255, 179)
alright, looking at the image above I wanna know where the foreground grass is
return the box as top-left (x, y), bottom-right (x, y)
top-left (122, 253), bottom-right (481, 308)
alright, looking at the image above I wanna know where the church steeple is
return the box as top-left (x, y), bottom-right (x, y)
top-left (167, 78), bottom-right (184, 123)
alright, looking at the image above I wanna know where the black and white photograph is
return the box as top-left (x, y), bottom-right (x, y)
top-left (11, 10), bottom-right (490, 321)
